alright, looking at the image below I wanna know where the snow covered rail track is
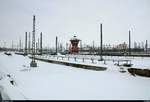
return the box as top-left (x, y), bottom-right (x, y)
top-left (29, 56), bottom-right (107, 71)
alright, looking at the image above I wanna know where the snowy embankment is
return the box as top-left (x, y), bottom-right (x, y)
top-left (0, 76), bottom-right (28, 100)
top-left (0, 52), bottom-right (150, 100)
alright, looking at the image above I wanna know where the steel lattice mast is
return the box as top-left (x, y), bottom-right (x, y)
top-left (32, 15), bottom-right (35, 60)
top-left (30, 15), bottom-right (37, 67)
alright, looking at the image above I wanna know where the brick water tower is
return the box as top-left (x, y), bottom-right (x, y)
top-left (69, 36), bottom-right (80, 54)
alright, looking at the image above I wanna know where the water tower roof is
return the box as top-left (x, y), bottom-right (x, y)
top-left (70, 35), bottom-right (80, 41)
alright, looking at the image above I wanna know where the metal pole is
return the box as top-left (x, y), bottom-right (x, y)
top-left (93, 40), bottom-right (95, 55)
top-left (80, 40), bottom-right (82, 54)
top-left (19, 37), bottom-right (21, 52)
top-left (56, 36), bottom-right (58, 55)
top-left (145, 40), bottom-right (148, 54)
top-left (12, 40), bottom-right (13, 51)
top-left (28, 32), bottom-right (30, 53)
top-left (38, 38), bottom-right (39, 53)
top-left (66, 42), bottom-right (68, 52)
top-left (30, 15), bottom-right (37, 67)
top-left (40, 32), bottom-right (42, 55)
top-left (36, 42), bottom-right (38, 54)
top-left (129, 30), bottom-right (131, 55)
top-left (25, 32), bottom-right (27, 54)
top-left (32, 16), bottom-right (36, 61)
top-left (99, 23), bottom-right (103, 61)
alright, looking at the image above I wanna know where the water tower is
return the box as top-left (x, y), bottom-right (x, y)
top-left (69, 36), bottom-right (80, 54)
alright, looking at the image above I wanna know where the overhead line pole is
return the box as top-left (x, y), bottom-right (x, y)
top-left (99, 23), bottom-right (103, 61)
top-left (30, 15), bottom-right (37, 67)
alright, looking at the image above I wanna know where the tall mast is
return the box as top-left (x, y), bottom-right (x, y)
top-left (25, 32), bottom-right (28, 54)
top-left (40, 32), bottom-right (42, 55)
top-left (12, 40), bottom-right (14, 51)
top-left (56, 36), bottom-right (58, 54)
top-left (38, 38), bottom-right (39, 53)
top-left (30, 15), bottom-right (37, 67)
top-left (129, 30), bottom-right (131, 55)
top-left (32, 15), bottom-right (36, 58)
top-left (28, 32), bottom-right (31, 53)
top-left (93, 40), bottom-right (95, 55)
top-left (145, 40), bottom-right (148, 54)
top-left (99, 23), bottom-right (103, 61)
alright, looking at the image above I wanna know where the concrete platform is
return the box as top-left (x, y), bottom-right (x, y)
top-left (29, 56), bottom-right (107, 71)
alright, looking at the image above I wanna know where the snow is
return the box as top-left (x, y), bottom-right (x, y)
top-left (0, 52), bottom-right (150, 100)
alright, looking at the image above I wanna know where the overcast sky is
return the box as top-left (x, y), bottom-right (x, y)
top-left (0, 0), bottom-right (150, 48)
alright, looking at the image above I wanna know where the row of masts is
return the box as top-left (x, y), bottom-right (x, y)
top-left (100, 24), bottom-right (149, 57)
top-left (1, 15), bottom-right (149, 68)
top-left (1, 36), bottom-right (149, 55)
top-left (0, 17), bottom-right (149, 55)
top-left (24, 31), bottom-right (42, 55)
top-left (7, 38), bottom-right (149, 51)
top-left (1, 34), bottom-right (149, 55)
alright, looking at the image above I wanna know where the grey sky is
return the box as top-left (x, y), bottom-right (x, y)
top-left (0, 0), bottom-right (150, 48)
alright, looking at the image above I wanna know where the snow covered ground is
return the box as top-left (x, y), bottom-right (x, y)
top-left (0, 52), bottom-right (150, 100)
